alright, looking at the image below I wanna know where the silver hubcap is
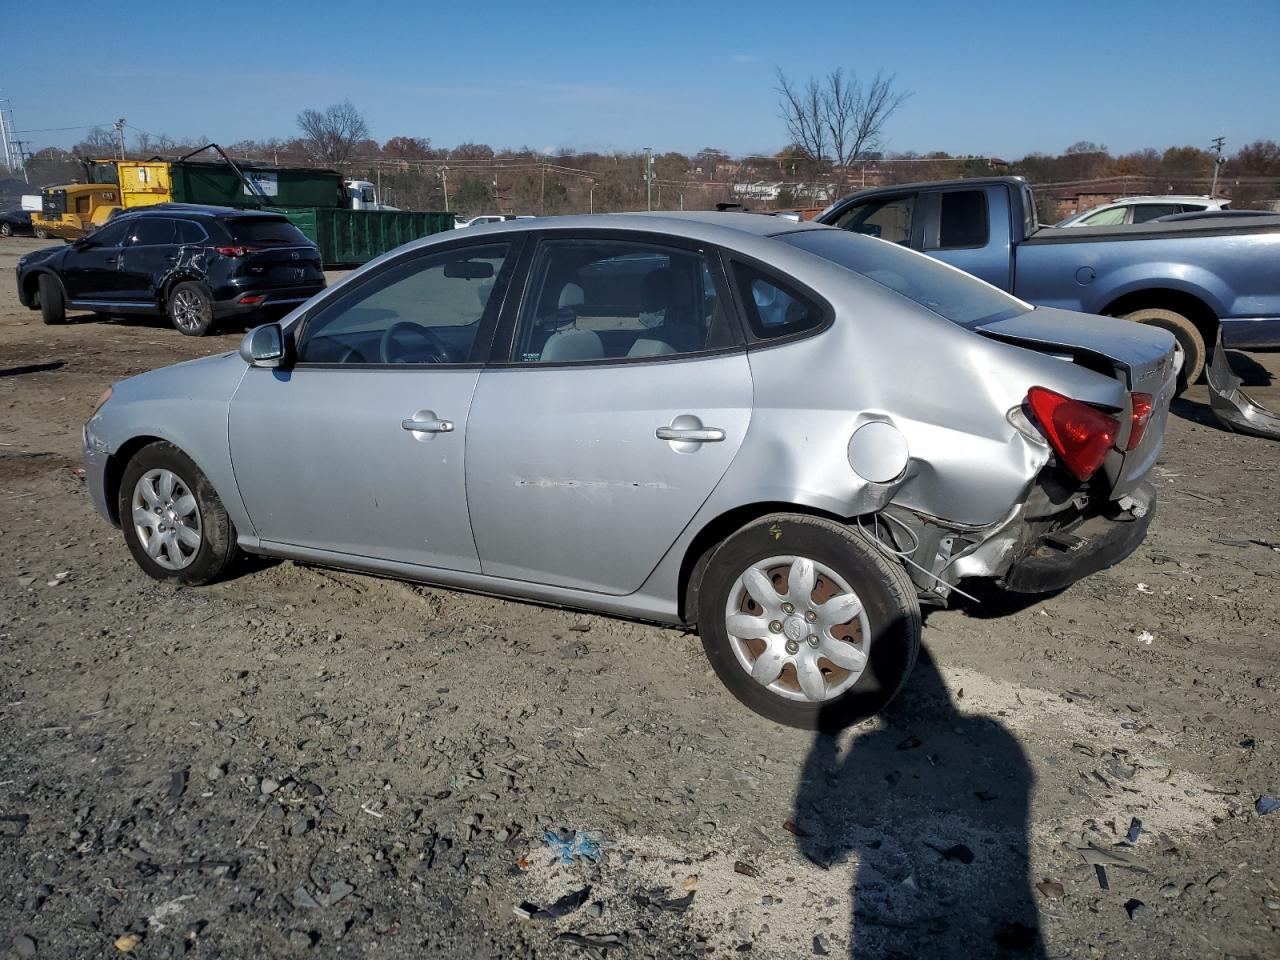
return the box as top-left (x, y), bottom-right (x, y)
top-left (171, 290), bottom-right (204, 331)
top-left (724, 555), bottom-right (871, 703)
top-left (131, 468), bottom-right (202, 570)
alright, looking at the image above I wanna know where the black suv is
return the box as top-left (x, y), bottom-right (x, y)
top-left (16, 205), bottom-right (326, 336)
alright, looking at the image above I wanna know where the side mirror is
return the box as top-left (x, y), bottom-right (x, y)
top-left (239, 323), bottom-right (286, 368)
top-left (72, 237), bottom-right (92, 250)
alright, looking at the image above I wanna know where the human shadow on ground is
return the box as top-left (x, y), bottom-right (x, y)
top-left (793, 647), bottom-right (1044, 959)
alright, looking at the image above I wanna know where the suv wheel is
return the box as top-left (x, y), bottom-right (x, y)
top-left (697, 514), bottom-right (922, 730)
top-left (168, 281), bottom-right (215, 336)
top-left (119, 441), bottom-right (240, 585)
top-left (0, 222), bottom-right (12, 238)
top-left (38, 274), bottom-right (66, 324)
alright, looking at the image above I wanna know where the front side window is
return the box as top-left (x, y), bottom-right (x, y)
top-left (1080, 206), bottom-right (1128, 226)
top-left (128, 218), bottom-right (176, 246)
top-left (512, 239), bottom-right (731, 363)
top-left (834, 195), bottom-right (915, 245)
top-left (296, 243), bottom-right (509, 364)
top-left (85, 221), bottom-right (129, 247)
top-left (936, 190), bottom-right (989, 248)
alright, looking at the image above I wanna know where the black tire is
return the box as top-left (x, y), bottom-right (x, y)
top-left (33, 227), bottom-right (48, 240)
top-left (37, 274), bottom-right (66, 325)
top-left (118, 441), bottom-right (241, 586)
top-left (1121, 307), bottom-right (1205, 394)
top-left (697, 514), bottom-right (922, 731)
top-left (0, 222), bottom-right (12, 238)
top-left (167, 281), bottom-right (215, 336)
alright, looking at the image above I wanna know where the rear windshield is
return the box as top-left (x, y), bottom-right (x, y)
top-left (227, 217), bottom-right (311, 246)
top-left (778, 228), bottom-right (1029, 328)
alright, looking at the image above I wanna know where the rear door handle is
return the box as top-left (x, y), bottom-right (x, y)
top-left (655, 425), bottom-right (725, 443)
top-left (402, 416), bottom-right (454, 433)
top-left (105, 257), bottom-right (117, 264)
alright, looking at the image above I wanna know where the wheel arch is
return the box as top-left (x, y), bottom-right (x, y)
top-left (678, 501), bottom-right (857, 626)
top-left (103, 435), bottom-right (168, 525)
top-left (159, 273), bottom-right (211, 310)
top-left (24, 268), bottom-right (66, 305)
top-left (1100, 287), bottom-right (1219, 344)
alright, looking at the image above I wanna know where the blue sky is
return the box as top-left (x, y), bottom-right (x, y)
top-left (4, 0), bottom-right (1278, 159)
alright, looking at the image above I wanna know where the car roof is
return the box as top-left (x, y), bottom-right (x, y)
top-left (1105, 195), bottom-right (1218, 205)
top-left (458, 210), bottom-right (824, 238)
top-left (119, 204), bottom-right (289, 220)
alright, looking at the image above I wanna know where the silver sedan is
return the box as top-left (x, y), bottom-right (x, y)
top-left (83, 213), bottom-right (1177, 728)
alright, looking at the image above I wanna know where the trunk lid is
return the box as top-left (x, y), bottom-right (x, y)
top-left (242, 245), bottom-right (324, 285)
top-left (974, 307), bottom-right (1178, 496)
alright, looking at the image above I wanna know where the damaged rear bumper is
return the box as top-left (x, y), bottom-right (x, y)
top-left (1000, 493), bottom-right (1154, 593)
top-left (1206, 330), bottom-right (1280, 440)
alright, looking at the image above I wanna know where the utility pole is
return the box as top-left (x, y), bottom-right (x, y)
top-left (1209, 135), bottom-right (1226, 197)
top-left (114, 118), bottom-right (126, 160)
top-left (644, 147), bottom-right (653, 211)
top-left (540, 162), bottom-right (545, 215)
top-left (589, 180), bottom-right (595, 214)
top-left (440, 165), bottom-right (450, 211)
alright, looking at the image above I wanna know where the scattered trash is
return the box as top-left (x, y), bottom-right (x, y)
top-left (681, 875), bottom-right (698, 891)
top-left (782, 820), bottom-right (809, 838)
top-left (543, 830), bottom-right (605, 865)
top-left (114, 933), bottom-right (141, 953)
top-left (1094, 864), bottom-right (1109, 891)
top-left (1256, 795), bottom-right (1280, 815)
top-left (515, 886), bottom-right (593, 921)
top-left (555, 931), bottom-right (623, 951)
top-left (812, 933), bottom-right (830, 955)
top-left (1136, 630), bottom-right (1154, 645)
top-left (1078, 844), bottom-right (1147, 872)
top-left (1135, 583), bottom-right (1154, 594)
top-left (733, 860), bottom-right (760, 878)
top-left (637, 889), bottom-right (695, 913)
top-left (1124, 898), bottom-right (1149, 921)
top-left (926, 843), bottom-right (975, 864)
top-left (1125, 818), bottom-right (1143, 844)
top-left (1035, 879), bottom-right (1065, 901)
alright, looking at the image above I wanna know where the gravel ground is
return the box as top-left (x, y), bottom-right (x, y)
top-left (2, 236), bottom-right (1279, 959)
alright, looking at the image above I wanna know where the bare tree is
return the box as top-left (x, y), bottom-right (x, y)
top-left (296, 100), bottom-right (369, 166)
top-left (777, 68), bottom-right (910, 171)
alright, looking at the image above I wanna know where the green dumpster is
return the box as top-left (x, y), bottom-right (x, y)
top-left (273, 208), bottom-right (456, 267)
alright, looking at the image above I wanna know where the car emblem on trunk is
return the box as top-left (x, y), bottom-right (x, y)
top-left (290, 252), bottom-right (299, 260)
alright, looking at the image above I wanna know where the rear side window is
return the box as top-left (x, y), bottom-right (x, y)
top-left (227, 217), bottom-right (310, 246)
top-left (1132, 203), bottom-right (1181, 223)
top-left (732, 263), bottom-right (825, 340)
top-left (128, 218), bottom-right (176, 246)
top-left (936, 190), bottom-right (988, 248)
top-left (175, 220), bottom-right (207, 244)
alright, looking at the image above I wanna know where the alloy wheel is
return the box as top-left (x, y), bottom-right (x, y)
top-left (171, 289), bottom-right (205, 332)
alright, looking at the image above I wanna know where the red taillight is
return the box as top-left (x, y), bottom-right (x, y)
top-left (215, 245), bottom-right (255, 257)
top-left (1026, 386), bottom-right (1119, 481)
top-left (1125, 393), bottom-right (1154, 452)
top-left (238, 294), bottom-right (264, 305)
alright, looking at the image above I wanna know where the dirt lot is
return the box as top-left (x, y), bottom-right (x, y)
top-left (1, 235), bottom-right (1278, 959)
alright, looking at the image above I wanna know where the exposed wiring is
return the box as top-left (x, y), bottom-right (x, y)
top-left (856, 512), bottom-right (980, 604)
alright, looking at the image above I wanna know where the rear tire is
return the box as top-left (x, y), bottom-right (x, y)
top-left (167, 281), bottom-right (215, 336)
top-left (38, 274), bottom-right (66, 325)
top-left (696, 514), bottom-right (922, 730)
top-left (34, 227), bottom-right (48, 240)
top-left (119, 441), bottom-right (240, 585)
top-left (1121, 307), bottom-right (1205, 393)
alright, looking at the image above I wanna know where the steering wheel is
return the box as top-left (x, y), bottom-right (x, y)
top-left (379, 321), bottom-right (451, 364)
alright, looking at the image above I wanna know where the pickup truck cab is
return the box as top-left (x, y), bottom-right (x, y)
top-left (818, 176), bottom-right (1280, 389)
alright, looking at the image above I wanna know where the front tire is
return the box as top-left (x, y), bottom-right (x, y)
top-left (167, 281), bottom-right (215, 336)
top-left (1121, 307), bottom-right (1204, 393)
top-left (119, 441), bottom-right (240, 585)
top-left (33, 227), bottom-right (48, 240)
top-left (697, 514), bottom-right (921, 730)
top-left (0, 222), bottom-right (12, 238)
top-left (38, 274), bottom-right (66, 325)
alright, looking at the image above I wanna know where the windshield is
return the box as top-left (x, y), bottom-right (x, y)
top-left (779, 228), bottom-right (1029, 328)
top-left (228, 217), bottom-right (311, 246)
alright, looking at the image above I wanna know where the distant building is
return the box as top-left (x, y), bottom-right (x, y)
top-left (733, 181), bottom-right (784, 200)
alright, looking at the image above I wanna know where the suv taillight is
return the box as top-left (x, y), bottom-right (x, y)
top-left (215, 245), bottom-right (256, 257)
top-left (1125, 393), bottom-right (1154, 452)
top-left (1026, 386), bottom-right (1119, 481)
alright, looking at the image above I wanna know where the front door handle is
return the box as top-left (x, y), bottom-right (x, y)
top-left (655, 425), bottom-right (725, 443)
top-left (105, 257), bottom-right (117, 264)
top-left (402, 416), bottom-right (454, 433)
